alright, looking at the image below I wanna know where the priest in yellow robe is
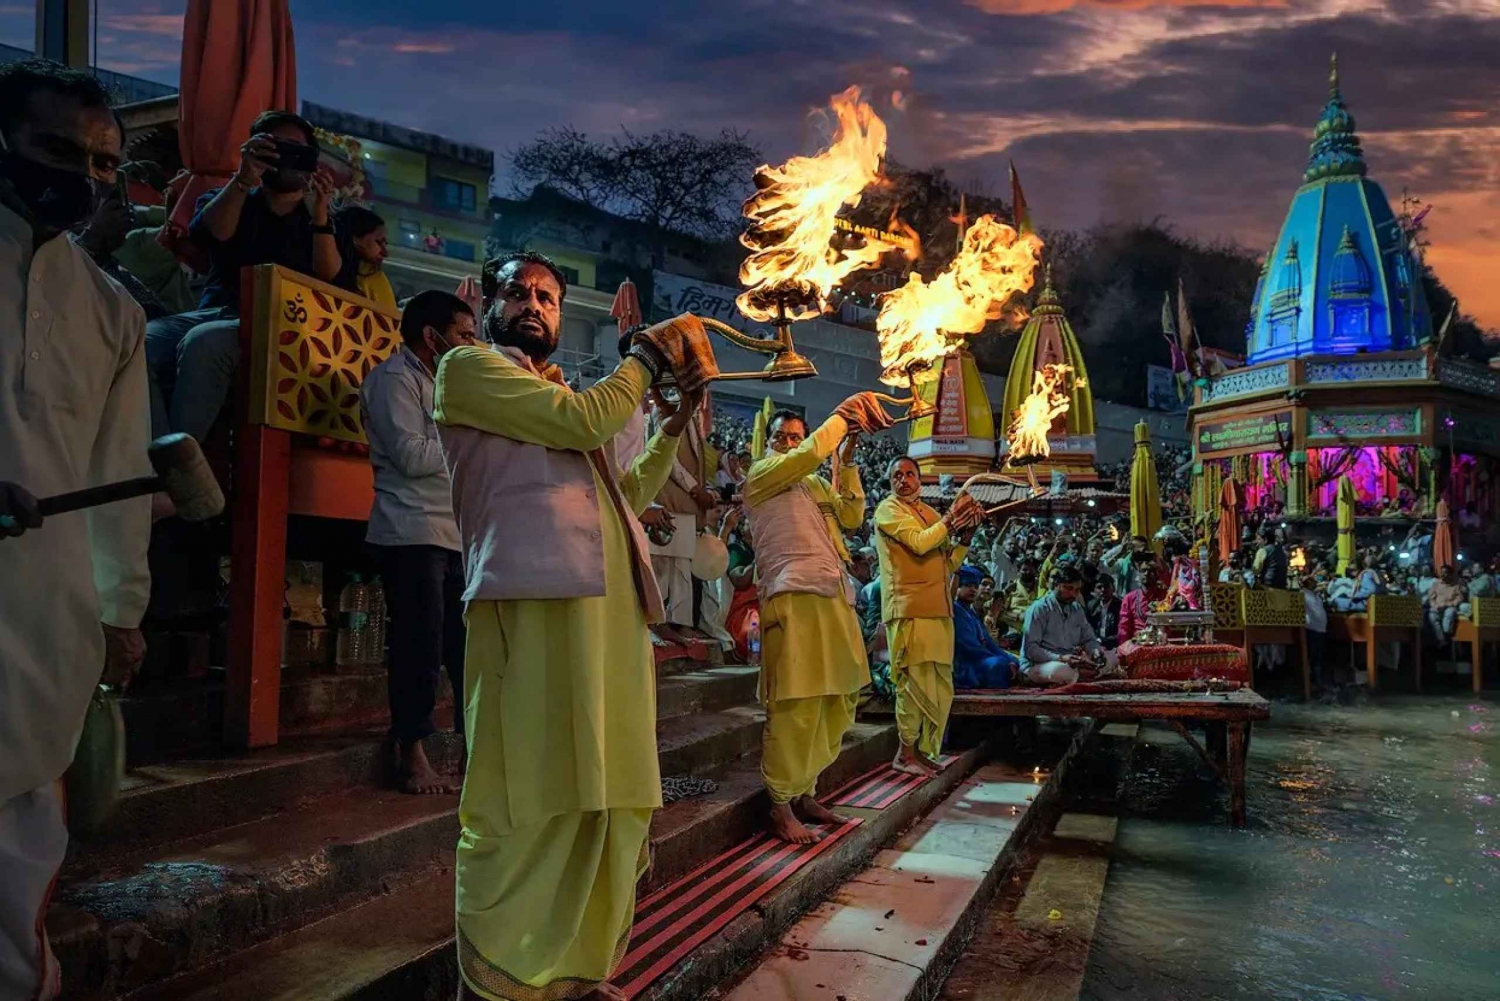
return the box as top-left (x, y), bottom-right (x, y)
top-left (873, 457), bottom-right (983, 775)
top-left (435, 250), bottom-right (707, 1001)
top-left (744, 397), bottom-right (890, 844)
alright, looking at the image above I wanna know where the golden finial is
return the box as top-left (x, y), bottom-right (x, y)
top-left (1329, 52), bottom-right (1339, 95)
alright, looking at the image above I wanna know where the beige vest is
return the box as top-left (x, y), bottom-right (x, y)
top-left (439, 347), bottom-right (664, 622)
top-left (748, 476), bottom-right (851, 605)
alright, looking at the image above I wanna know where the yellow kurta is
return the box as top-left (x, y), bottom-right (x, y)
top-left (874, 498), bottom-right (966, 760)
top-left (356, 266), bottom-right (398, 313)
top-left (746, 418), bottom-right (867, 803)
top-left (435, 352), bottom-right (679, 1001)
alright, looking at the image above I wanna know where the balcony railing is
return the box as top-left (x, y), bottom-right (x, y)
top-left (366, 174), bottom-right (483, 221)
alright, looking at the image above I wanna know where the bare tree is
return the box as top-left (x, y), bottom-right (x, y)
top-left (510, 127), bottom-right (760, 270)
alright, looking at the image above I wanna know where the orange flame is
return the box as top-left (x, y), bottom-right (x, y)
top-left (737, 87), bottom-right (888, 323)
top-left (1290, 547), bottom-right (1307, 571)
top-left (1007, 363), bottom-right (1083, 460)
top-left (875, 215), bottom-right (1043, 387)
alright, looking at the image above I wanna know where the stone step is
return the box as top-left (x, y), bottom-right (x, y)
top-left (937, 724), bottom-right (1140, 1001)
top-left (119, 667), bottom-right (451, 768)
top-left (655, 665), bottom-right (760, 721)
top-left (714, 721), bottom-right (1097, 1001)
top-left (51, 704), bottom-right (781, 998)
top-left (84, 668), bottom-right (754, 857)
top-left (119, 719), bottom-right (953, 1001)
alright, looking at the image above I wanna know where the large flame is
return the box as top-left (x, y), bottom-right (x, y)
top-left (1007, 363), bottom-right (1083, 461)
top-left (737, 87), bottom-right (888, 323)
top-left (875, 215), bottom-right (1043, 387)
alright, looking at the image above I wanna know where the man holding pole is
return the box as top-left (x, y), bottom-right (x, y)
top-left (873, 457), bottom-right (984, 775)
top-left (744, 397), bottom-right (890, 844)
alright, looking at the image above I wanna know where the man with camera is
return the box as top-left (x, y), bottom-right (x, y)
top-left (145, 110), bottom-right (341, 444)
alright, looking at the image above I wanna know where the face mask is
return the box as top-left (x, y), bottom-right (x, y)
top-left (0, 132), bottom-right (96, 231)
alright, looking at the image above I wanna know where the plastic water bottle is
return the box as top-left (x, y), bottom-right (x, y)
top-left (365, 575), bottom-right (387, 666)
top-left (336, 573), bottom-right (369, 666)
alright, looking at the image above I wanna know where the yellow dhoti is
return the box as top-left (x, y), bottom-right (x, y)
top-left (759, 590), bottom-right (866, 805)
top-left (457, 808), bottom-right (651, 1000)
top-left (888, 617), bottom-right (955, 760)
top-left (458, 564), bottom-right (662, 998)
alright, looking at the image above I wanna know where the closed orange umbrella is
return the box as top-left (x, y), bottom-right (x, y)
top-left (161, 0), bottom-right (298, 263)
top-left (1433, 499), bottom-right (1457, 572)
top-left (1218, 477), bottom-right (1242, 567)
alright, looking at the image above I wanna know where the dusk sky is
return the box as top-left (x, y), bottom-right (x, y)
top-left (3, 0), bottom-right (1497, 334)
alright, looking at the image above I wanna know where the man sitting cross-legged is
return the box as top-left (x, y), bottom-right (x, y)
top-left (1020, 564), bottom-right (1118, 686)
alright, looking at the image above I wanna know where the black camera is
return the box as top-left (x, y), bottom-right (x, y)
top-left (271, 138), bottom-right (320, 173)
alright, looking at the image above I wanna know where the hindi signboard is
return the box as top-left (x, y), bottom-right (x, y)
top-left (1196, 411), bottom-right (1293, 455)
top-left (1147, 364), bottom-right (1188, 412)
top-left (650, 272), bottom-right (774, 338)
top-left (933, 354), bottom-right (968, 440)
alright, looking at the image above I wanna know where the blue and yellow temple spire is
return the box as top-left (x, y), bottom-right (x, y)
top-left (1246, 53), bottom-right (1432, 364)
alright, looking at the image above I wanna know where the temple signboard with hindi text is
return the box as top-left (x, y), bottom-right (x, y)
top-left (1196, 411), bottom-right (1293, 456)
top-left (934, 354), bottom-right (968, 440)
top-left (651, 271), bottom-right (774, 338)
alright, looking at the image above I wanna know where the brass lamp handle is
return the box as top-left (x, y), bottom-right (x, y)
top-left (697, 316), bottom-right (786, 356)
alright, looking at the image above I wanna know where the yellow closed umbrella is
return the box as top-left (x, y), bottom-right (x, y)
top-left (1335, 474), bottom-right (1357, 575)
top-left (1130, 421), bottom-right (1162, 545)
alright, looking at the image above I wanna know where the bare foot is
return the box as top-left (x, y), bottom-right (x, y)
top-left (793, 795), bottom-right (849, 827)
top-left (581, 985), bottom-right (626, 1001)
top-left (768, 802), bottom-right (821, 844)
top-left (399, 741), bottom-right (456, 795)
top-left (892, 745), bottom-right (938, 777)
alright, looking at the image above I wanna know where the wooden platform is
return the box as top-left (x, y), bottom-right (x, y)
top-left (949, 688), bottom-right (1271, 826)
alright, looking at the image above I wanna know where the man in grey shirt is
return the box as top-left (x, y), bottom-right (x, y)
top-left (360, 290), bottom-right (476, 794)
top-left (1020, 564), bottom-right (1117, 686)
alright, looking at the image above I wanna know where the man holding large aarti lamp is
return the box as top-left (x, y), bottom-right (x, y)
top-left (744, 396), bottom-right (890, 844)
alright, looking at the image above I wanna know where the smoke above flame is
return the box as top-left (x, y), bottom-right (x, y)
top-left (737, 87), bottom-right (888, 324)
top-left (1008, 363), bottom-right (1083, 460)
top-left (875, 215), bottom-right (1044, 387)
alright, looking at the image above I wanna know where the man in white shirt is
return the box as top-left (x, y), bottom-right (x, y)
top-left (0, 59), bottom-right (152, 1001)
top-left (360, 290), bottom-right (477, 795)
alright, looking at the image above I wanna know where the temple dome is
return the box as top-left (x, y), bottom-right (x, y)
top-left (1246, 55), bottom-right (1432, 364)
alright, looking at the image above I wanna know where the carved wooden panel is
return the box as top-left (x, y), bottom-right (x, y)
top-left (1369, 594), bottom-right (1422, 628)
top-left (245, 265), bottom-right (401, 444)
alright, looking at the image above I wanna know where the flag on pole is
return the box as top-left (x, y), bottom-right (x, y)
top-left (1176, 276), bottom-right (1206, 383)
top-left (1162, 291), bottom-right (1190, 401)
top-left (1009, 160), bottom-right (1032, 236)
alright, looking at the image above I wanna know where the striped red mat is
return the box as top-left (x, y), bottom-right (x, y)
top-left (821, 755), bottom-right (956, 810)
top-left (617, 817), bottom-right (862, 998)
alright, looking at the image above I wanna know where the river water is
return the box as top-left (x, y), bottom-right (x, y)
top-left (1080, 694), bottom-right (1499, 1001)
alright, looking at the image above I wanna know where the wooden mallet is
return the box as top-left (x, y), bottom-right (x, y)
top-left (4, 433), bottom-right (224, 528)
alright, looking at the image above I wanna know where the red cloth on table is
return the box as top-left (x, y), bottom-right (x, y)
top-left (1117, 640), bottom-right (1248, 683)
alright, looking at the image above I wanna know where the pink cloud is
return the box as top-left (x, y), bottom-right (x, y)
top-left (390, 40), bottom-right (457, 54)
top-left (99, 13), bottom-right (184, 37)
top-left (967, 0), bottom-right (1286, 11)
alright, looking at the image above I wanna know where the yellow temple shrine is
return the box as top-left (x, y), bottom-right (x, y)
top-left (906, 263), bottom-right (1100, 487)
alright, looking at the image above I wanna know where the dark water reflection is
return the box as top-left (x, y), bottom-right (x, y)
top-left (1081, 695), bottom-right (1499, 1001)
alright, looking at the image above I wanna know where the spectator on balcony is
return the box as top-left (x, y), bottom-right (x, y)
top-left (144, 110), bottom-right (341, 442)
top-left (335, 205), bottom-right (396, 312)
top-left (110, 167), bottom-right (196, 316)
top-left (0, 58), bottom-right (152, 1001)
top-left (360, 290), bottom-right (477, 795)
top-left (422, 227), bottom-right (444, 255)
